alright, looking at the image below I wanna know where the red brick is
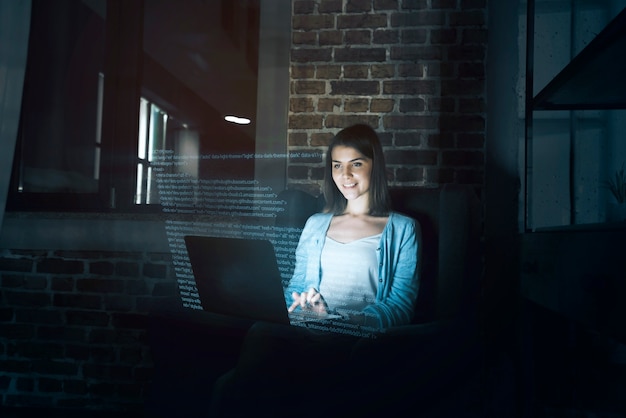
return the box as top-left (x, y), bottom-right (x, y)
top-left (36, 258), bottom-right (83, 275)
top-left (325, 114), bottom-right (379, 128)
top-left (390, 45), bottom-right (443, 61)
top-left (0, 257), bottom-right (33, 273)
top-left (398, 63), bottom-right (424, 77)
top-left (395, 132), bottom-right (424, 146)
top-left (66, 310), bottom-right (110, 327)
top-left (319, 30), bottom-right (342, 45)
top-left (317, 65), bottom-right (342, 79)
top-left (343, 65), bottom-right (369, 78)
top-left (448, 45), bottom-right (485, 61)
top-left (428, 97), bottom-right (456, 112)
top-left (402, 0), bottom-right (428, 10)
top-left (399, 98), bottom-right (426, 112)
top-left (431, 28), bottom-right (458, 44)
top-left (395, 167), bottom-right (424, 182)
top-left (425, 167), bottom-right (455, 183)
top-left (463, 28), bottom-right (488, 44)
top-left (383, 80), bottom-right (438, 95)
top-left (319, 0), bottom-right (343, 13)
top-left (293, 0), bottom-right (316, 14)
top-left (373, 29), bottom-right (399, 44)
top-left (383, 114), bottom-right (438, 130)
top-left (293, 31), bottom-right (317, 45)
top-left (4, 290), bottom-right (51, 307)
top-left (426, 62), bottom-right (455, 77)
top-left (439, 114), bottom-right (485, 132)
top-left (32, 360), bottom-right (79, 376)
top-left (317, 98), bottom-right (341, 112)
top-left (337, 14), bottom-right (387, 29)
top-left (288, 166), bottom-right (309, 180)
top-left (291, 98), bottom-right (314, 113)
top-left (459, 62), bottom-right (485, 78)
top-left (374, 0), bottom-right (400, 11)
top-left (0, 323), bottom-right (36, 340)
top-left (441, 79), bottom-right (484, 96)
top-left (386, 150), bottom-right (438, 165)
top-left (291, 48), bottom-right (333, 63)
top-left (371, 99), bottom-right (395, 112)
top-left (449, 11), bottom-right (485, 26)
top-left (346, 0), bottom-right (372, 13)
top-left (371, 64), bottom-right (395, 78)
top-left (345, 30), bottom-right (371, 44)
top-left (442, 150), bottom-right (484, 166)
top-left (291, 65), bottom-right (315, 79)
top-left (330, 80), bottom-right (379, 95)
top-left (53, 293), bottom-right (102, 310)
top-left (89, 261), bottom-right (115, 275)
top-left (457, 133), bottom-right (485, 148)
top-left (461, 0), bottom-right (487, 9)
top-left (292, 15), bottom-right (335, 31)
top-left (293, 80), bottom-right (326, 95)
top-left (391, 11), bottom-right (445, 27)
top-left (334, 47), bottom-right (386, 62)
top-left (345, 98), bottom-right (369, 112)
top-left (289, 114), bottom-right (324, 129)
top-left (289, 132), bottom-right (309, 146)
top-left (401, 29), bottom-right (428, 44)
top-left (459, 98), bottom-right (485, 113)
top-left (76, 278), bottom-right (124, 294)
top-left (15, 308), bottom-right (63, 325)
top-left (432, 0), bottom-right (457, 9)
top-left (428, 132), bottom-right (456, 148)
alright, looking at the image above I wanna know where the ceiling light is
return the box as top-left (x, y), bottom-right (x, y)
top-left (224, 115), bottom-right (251, 125)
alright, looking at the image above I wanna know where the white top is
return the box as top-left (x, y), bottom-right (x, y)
top-left (318, 233), bottom-right (381, 316)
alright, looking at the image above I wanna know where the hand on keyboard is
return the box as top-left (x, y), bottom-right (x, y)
top-left (288, 287), bottom-right (328, 314)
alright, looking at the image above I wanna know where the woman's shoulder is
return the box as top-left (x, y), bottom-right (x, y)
top-left (303, 212), bottom-right (333, 228)
top-left (388, 211), bottom-right (417, 227)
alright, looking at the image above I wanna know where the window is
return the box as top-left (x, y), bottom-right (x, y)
top-left (8, 0), bottom-right (276, 212)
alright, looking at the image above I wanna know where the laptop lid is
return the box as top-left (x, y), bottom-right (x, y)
top-left (184, 235), bottom-right (291, 325)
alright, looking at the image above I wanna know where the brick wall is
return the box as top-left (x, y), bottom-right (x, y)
top-left (0, 248), bottom-right (176, 411)
top-left (287, 0), bottom-right (487, 196)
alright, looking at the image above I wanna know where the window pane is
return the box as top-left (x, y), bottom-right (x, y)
top-left (17, 0), bottom-right (105, 193)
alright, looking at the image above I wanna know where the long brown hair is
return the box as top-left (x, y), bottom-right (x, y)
top-left (323, 124), bottom-right (390, 216)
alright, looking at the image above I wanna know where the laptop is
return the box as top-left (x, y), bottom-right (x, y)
top-left (183, 235), bottom-right (341, 326)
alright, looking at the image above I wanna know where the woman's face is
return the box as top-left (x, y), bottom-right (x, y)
top-left (331, 145), bottom-right (373, 204)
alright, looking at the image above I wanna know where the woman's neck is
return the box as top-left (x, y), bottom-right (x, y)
top-left (343, 197), bottom-right (370, 216)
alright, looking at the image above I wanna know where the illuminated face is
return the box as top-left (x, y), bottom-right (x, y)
top-left (331, 145), bottom-right (373, 204)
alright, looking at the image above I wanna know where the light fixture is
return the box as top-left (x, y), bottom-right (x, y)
top-left (224, 115), bottom-right (251, 125)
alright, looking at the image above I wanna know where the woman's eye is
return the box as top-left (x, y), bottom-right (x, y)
top-left (353, 162), bottom-right (362, 167)
top-left (333, 164), bottom-right (341, 169)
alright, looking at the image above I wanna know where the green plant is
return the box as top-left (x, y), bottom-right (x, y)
top-left (607, 163), bottom-right (626, 203)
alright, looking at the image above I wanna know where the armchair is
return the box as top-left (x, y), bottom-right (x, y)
top-left (209, 184), bottom-right (484, 417)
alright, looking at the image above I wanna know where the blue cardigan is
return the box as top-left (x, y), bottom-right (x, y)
top-left (284, 212), bottom-right (420, 328)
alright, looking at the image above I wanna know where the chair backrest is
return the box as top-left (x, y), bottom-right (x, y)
top-left (390, 184), bottom-right (482, 323)
top-left (277, 185), bottom-right (483, 324)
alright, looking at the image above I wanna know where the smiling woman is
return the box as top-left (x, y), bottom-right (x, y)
top-left (285, 124), bottom-right (420, 329)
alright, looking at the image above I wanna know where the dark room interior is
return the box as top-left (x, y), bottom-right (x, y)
top-left (0, 0), bottom-right (625, 417)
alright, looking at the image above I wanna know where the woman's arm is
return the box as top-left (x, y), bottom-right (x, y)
top-left (283, 214), bottom-right (329, 307)
top-left (363, 217), bottom-right (420, 328)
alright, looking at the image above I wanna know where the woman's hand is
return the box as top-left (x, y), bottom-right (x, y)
top-left (288, 287), bottom-right (328, 314)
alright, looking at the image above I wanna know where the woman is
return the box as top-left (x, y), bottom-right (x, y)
top-left (285, 124), bottom-right (420, 329)
top-left (209, 125), bottom-right (421, 416)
